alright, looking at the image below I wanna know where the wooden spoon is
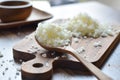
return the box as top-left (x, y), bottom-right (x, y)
top-left (35, 36), bottom-right (112, 80)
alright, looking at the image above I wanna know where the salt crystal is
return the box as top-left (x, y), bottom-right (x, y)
top-left (73, 38), bottom-right (79, 43)
top-left (76, 47), bottom-right (85, 54)
top-left (54, 57), bottom-right (59, 60)
top-left (0, 51), bottom-right (3, 58)
top-left (93, 41), bottom-right (102, 47)
top-left (41, 53), bottom-right (47, 57)
top-left (45, 62), bottom-right (49, 67)
top-left (8, 77), bottom-right (11, 80)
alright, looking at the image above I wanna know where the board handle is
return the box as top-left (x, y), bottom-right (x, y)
top-left (21, 53), bottom-right (53, 80)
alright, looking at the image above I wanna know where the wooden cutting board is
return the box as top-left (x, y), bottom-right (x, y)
top-left (13, 22), bottom-right (120, 80)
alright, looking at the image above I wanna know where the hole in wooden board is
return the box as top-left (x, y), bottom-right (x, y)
top-left (33, 63), bottom-right (43, 68)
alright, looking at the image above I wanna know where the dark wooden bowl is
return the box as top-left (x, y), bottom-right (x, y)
top-left (0, 0), bottom-right (32, 23)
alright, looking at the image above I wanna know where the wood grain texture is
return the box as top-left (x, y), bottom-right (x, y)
top-left (13, 24), bottom-right (120, 80)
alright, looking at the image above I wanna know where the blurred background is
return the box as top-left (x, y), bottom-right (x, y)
top-left (30, 0), bottom-right (120, 11)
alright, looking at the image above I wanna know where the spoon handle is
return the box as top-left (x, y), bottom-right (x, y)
top-left (66, 46), bottom-right (112, 80)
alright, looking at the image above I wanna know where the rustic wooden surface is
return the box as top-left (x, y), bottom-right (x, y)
top-left (0, 1), bottom-right (120, 80)
top-left (13, 29), bottom-right (119, 80)
top-left (13, 23), bottom-right (119, 80)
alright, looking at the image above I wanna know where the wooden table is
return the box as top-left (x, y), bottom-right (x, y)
top-left (0, 1), bottom-right (120, 80)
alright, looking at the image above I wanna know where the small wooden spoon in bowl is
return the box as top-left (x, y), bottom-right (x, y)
top-left (35, 35), bottom-right (112, 80)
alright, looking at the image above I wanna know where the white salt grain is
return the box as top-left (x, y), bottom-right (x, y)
top-left (41, 53), bottom-right (47, 58)
top-left (76, 47), bottom-right (85, 53)
top-left (73, 38), bottom-right (79, 43)
top-left (45, 62), bottom-right (49, 67)
top-left (0, 51), bottom-right (3, 58)
top-left (93, 41), bottom-right (102, 47)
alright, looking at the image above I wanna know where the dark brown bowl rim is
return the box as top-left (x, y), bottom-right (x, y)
top-left (0, 0), bottom-right (32, 9)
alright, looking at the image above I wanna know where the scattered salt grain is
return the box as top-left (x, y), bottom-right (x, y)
top-left (61, 55), bottom-right (67, 58)
top-left (0, 51), bottom-right (3, 58)
top-left (19, 59), bottom-right (23, 63)
top-left (15, 76), bottom-right (17, 79)
top-left (108, 64), bottom-right (111, 67)
top-left (51, 52), bottom-right (55, 56)
top-left (93, 41), bottom-right (102, 47)
top-left (83, 36), bottom-right (87, 39)
top-left (16, 72), bottom-right (20, 75)
top-left (9, 60), bottom-right (14, 62)
top-left (54, 57), bottom-right (59, 60)
top-left (2, 60), bottom-right (5, 63)
top-left (8, 77), bottom-right (11, 80)
top-left (27, 49), bottom-right (32, 53)
top-left (1, 64), bottom-right (3, 66)
top-left (5, 67), bottom-right (8, 71)
top-left (45, 62), bottom-right (49, 67)
top-left (25, 36), bottom-right (29, 39)
top-left (73, 38), bottom-right (79, 43)
top-left (41, 53), bottom-right (47, 58)
top-left (76, 47), bottom-right (85, 53)
top-left (16, 67), bottom-right (21, 72)
top-left (2, 71), bottom-right (5, 75)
